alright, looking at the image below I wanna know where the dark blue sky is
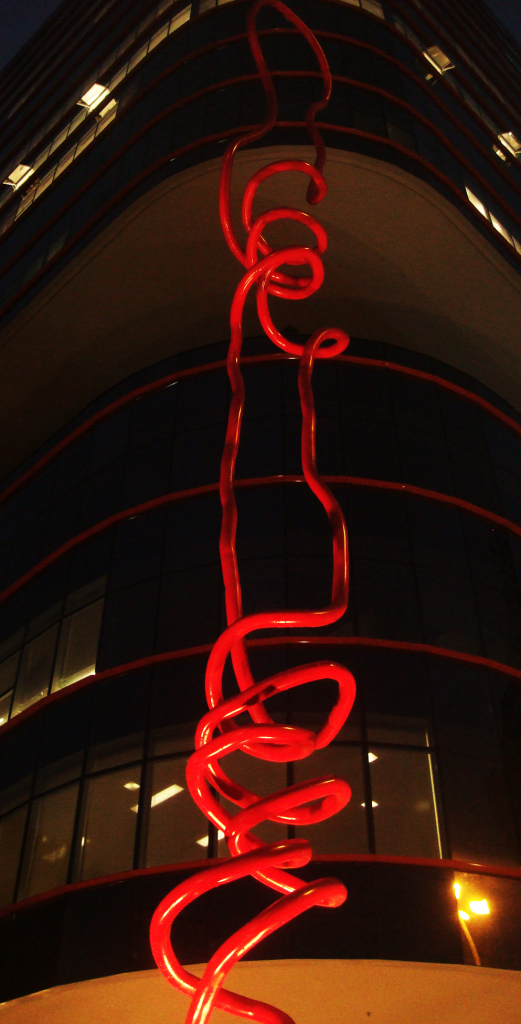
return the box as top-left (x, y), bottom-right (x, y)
top-left (0, 0), bottom-right (520, 71)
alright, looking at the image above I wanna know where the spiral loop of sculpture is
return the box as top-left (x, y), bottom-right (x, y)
top-left (150, 4), bottom-right (356, 1022)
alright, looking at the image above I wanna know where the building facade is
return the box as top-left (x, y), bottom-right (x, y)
top-left (0, 0), bottom-right (520, 1019)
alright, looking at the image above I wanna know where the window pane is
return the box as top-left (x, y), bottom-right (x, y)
top-left (294, 745), bottom-right (368, 854)
top-left (366, 714), bottom-right (431, 747)
top-left (0, 805), bottom-right (27, 906)
top-left (18, 783), bottom-right (78, 899)
top-left (0, 651), bottom-right (19, 697)
top-left (52, 599), bottom-right (104, 692)
top-left (0, 689), bottom-right (12, 725)
top-left (76, 766), bottom-right (141, 881)
top-left (370, 748), bottom-right (442, 858)
top-left (144, 757), bottom-right (208, 866)
top-left (11, 624), bottom-right (59, 716)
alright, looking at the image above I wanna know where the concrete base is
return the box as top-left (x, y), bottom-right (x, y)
top-left (1, 959), bottom-right (519, 1024)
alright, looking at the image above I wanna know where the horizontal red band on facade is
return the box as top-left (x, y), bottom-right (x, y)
top-left (2, 348), bottom-right (521, 510)
top-left (0, 850), bottom-right (518, 921)
top-left (2, 632), bottom-right (521, 739)
top-left (1, 22), bottom-right (520, 315)
top-left (2, 10), bottom-right (517, 218)
top-left (2, 108), bottom-right (519, 347)
top-left (2, 470), bottom-right (521, 610)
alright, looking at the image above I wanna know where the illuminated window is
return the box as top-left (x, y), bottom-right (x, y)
top-left (360, 0), bottom-right (385, 17)
top-left (96, 98), bottom-right (117, 121)
top-left (489, 213), bottom-right (512, 245)
top-left (74, 766), bottom-right (141, 880)
top-left (423, 45), bottom-right (455, 75)
top-left (144, 757), bottom-right (207, 865)
top-left (77, 83), bottom-right (110, 112)
top-left (369, 747), bottom-right (443, 858)
top-left (52, 598), bottom-right (104, 692)
top-left (0, 690), bottom-right (12, 726)
top-left (340, 0), bottom-right (385, 13)
top-left (11, 625), bottom-right (59, 717)
top-left (498, 132), bottom-right (521, 159)
top-left (3, 164), bottom-right (34, 190)
top-left (17, 783), bottom-right (79, 899)
top-left (465, 186), bottom-right (489, 219)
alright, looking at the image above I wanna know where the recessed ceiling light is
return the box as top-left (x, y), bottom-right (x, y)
top-left (3, 164), bottom-right (34, 189)
top-left (78, 83), bottom-right (110, 112)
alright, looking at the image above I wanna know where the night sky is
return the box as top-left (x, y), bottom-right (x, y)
top-left (0, 0), bottom-right (520, 72)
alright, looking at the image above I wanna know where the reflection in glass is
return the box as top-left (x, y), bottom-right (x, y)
top-left (52, 599), bottom-right (104, 691)
top-left (18, 784), bottom-right (78, 899)
top-left (144, 757), bottom-right (207, 866)
top-left (0, 689), bottom-right (12, 725)
top-left (11, 625), bottom-right (59, 716)
top-left (454, 871), bottom-right (521, 970)
top-left (370, 747), bottom-right (442, 858)
top-left (0, 805), bottom-right (27, 907)
top-left (294, 745), bottom-right (369, 854)
top-left (76, 766), bottom-right (141, 880)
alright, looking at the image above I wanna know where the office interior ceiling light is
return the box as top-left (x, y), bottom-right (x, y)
top-left (423, 45), bottom-right (455, 74)
top-left (498, 131), bottom-right (521, 158)
top-left (97, 98), bottom-right (117, 120)
top-left (78, 83), bottom-right (110, 111)
top-left (3, 163), bottom-right (35, 189)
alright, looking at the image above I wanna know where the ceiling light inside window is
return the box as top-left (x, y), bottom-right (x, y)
top-left (423, 45), bottom-right (455, 74)
top-left (493, 145), bottom-right (507, 161)
top-left (97, 98), bottom-right (117, 120)
top-left (498, 131), bottom-right (521, 158)
top-left (78, 83), bottom-right (110, 112)
top-left (465, 186), bottom-right (488, 219)
top-left (3, 163), bottom-right (35, 189)
top-left (196, 830), bottom-right (225, 847)
top-left (489, 213), bottom-right (512, 244)
top-left (124, 781), bottom-right (140, 790)
top-left (151, 783), bottom-right (183, 807)
top-left (368, 752), bottom-right (378, 762)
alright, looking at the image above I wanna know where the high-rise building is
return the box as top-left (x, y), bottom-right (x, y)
top-left (0, 0), bottom-right (520, 1020)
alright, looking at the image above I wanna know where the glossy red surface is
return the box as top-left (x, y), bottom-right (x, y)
top-left (149, 6), bottom-right (356, 1022)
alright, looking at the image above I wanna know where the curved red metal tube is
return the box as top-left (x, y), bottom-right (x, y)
top-left (150, 5), bottom-right (355, 1022)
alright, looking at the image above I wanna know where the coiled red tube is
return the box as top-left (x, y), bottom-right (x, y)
top-left (150, 4), bottom-right (356, 1023)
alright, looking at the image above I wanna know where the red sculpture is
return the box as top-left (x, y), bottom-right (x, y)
top-left (150, 3), bottom-right (356, 1022)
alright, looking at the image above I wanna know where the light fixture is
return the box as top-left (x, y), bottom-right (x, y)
top-left (423, 45), bottom-right (455, 75)
top-left (3, 164), bottom-right (35, 189)
top-left (489, 213), bottom-right (512, 244)
top-left (196, 830), bottom-right (225, 847)
top-left (465, 186), bottom-right (488, 219)
top-left (469, 899), bottom-right (490, 915)
top-left (493, 145), bottom-right (508, 161)
top-left (78, 83), bottom-right (110, 112)
top-left (498, 131), bottom-right (521, 158)
top-left (151, 783), bottom-right (183, 807)
top-left (124, 782), bottom-right (140, 790)
top-left (458, 909), bottom-right (470, 921)
top-left (131, 783), bottom-right (183, 813)
top-left (454, 882), bottom-right (461, 899)
top-left (368, 752), bottom-right (378, 762)
top-left (96, 98), bottom-right (117, 120)
top-left (361, 801), bottom-right (379, 808)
